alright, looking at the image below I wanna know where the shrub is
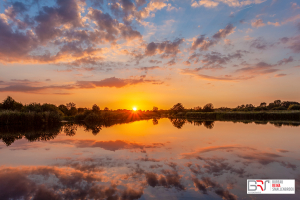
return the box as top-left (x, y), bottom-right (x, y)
top-left (84, 113), bottom-right (100, 123)
top-left (254, 107), bottom-right (262, 111)
top-left (288, 104), bottom-right (300, 110)
top-left (272, 106), bottom-right (287, 110)
top-left (92, 104), bottom-right (101, 113)
top-left (75, 113), bottom-right (86, 121)
top-left (203, 103), bottom-right (214, 112)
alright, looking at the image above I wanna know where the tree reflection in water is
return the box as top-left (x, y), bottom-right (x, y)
top-left (152, 118), bottom-right (158, 125)
top-left (63, 123), bottom-right (77, 136)
top-left (1, 119), bottom-right (300, 146)
top-left (169, 118), bottom-right (215, 129)
top-left (169, 118), bottom-right (186, 129)
top-left (0, 124), bottom-right (62, 146)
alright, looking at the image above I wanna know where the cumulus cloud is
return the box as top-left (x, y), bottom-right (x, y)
top-left (0, 0), bottom-right (143, 64)
top-left (144, 38), bottom-right (184, 58)
top-left (0, 16), bottom-right (38, 62)
top-left (213, 24), bottom-right (236, 39)
top-left (279, 35), bottom-right (300, 53)
top-left (190, 35), bottom-right (215, 51)
top-left (184, 50), bottom-right (247, 69)
top-left (136, 66), bottom-right (161, 72)
top-left (249, 37), bottom-right (269, 50)
top-left (87, 8), bottom-right (141, 43)
top-left (191, 24), bottom-right (235, 51)
top-left (135, 1), bottom-right (167, 20)
top-left (34, 0), bottom-right (84, 43)
top-left (149, 59), bottom-right (162, 64)
top-left (251, 19), bottom-right (265, 28)
top-left (165, 58), bottom-right (176, 66)
top-left (268, 21), bottom-right (281, 26)
top-left (191, 0), bottom-right (219, 8)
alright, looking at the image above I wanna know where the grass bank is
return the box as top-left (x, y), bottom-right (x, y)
top-left (176, 111), bottom-right (300, 121)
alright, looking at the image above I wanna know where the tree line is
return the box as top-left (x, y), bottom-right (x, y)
top-left (1, 96), bottom-right (300, 117)
top-left (169, 100), bottom-right (300, 114)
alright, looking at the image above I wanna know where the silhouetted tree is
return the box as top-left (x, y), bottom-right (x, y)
top-left (66, 102), bottom-right (76, 110)
top-left (2, 96), bottom-right (23, 111)
top-left (77, 107), bottom-right (87, 113)
top-left (268, 103), bottom-right (275, 109)
top-left (104, 107), bottom-right (109, 111)
top-left (246, 104), bottom-right (254, 108)
top-left (69, 107), bottom-right (78, 116)
top-left (153, 106), bottom-right (158, 112)
top-left (58, 104), bottom-right (68, 115)
top-left (66, 102), bottom-right (77, 116)
top-left (170, 103), bottom-right (185, 114)
top-left (274, 100), bottom-right (281, 106)
top-left (41, 103), bottom-right (60, 113)
top-left (194, 106), bottom-right (201, 111)
top-left (25, 103), bottom-right (42, 112)
top-left (260, 102), bottom-right (267, 107)
top-left (203, 103), bottom-right (214, 112)
top-left (92, 104), bottom-right (100, 113)
top-left (281, 101), bottom-right (300, 108)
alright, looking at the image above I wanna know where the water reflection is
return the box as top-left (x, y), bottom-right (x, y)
top-left (169, 118), bottom-right (300, 129)
top-left (1, 119), bottom-right (300, 146)
top-left (0, 124), bottom-right (61, 146)
top-left (0, 119), bottom-right (300, 199)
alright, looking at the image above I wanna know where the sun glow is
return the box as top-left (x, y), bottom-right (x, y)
top-left (133, 107), bottom-right (137, 111)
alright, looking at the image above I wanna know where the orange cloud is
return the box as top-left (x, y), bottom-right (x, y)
top-left (251, 19), bottom-right (266, 28)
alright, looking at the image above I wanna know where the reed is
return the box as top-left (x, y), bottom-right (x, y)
top-left (0, 111), bottom-right (61, 125)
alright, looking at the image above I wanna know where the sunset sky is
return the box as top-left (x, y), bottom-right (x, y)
top-left (0, 0), bottom-right (299, 110)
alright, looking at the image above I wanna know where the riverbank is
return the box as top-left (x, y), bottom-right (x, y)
top-left (173, 111), bottom-right (300, 121)
top-left (0, 111), bottom-right (61, 125)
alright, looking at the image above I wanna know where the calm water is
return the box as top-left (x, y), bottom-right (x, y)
top-left (0, 119), bottom-right (299, 200)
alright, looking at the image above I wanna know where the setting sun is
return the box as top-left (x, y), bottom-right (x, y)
top-left (133, 107), bottom-right (137, 111)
